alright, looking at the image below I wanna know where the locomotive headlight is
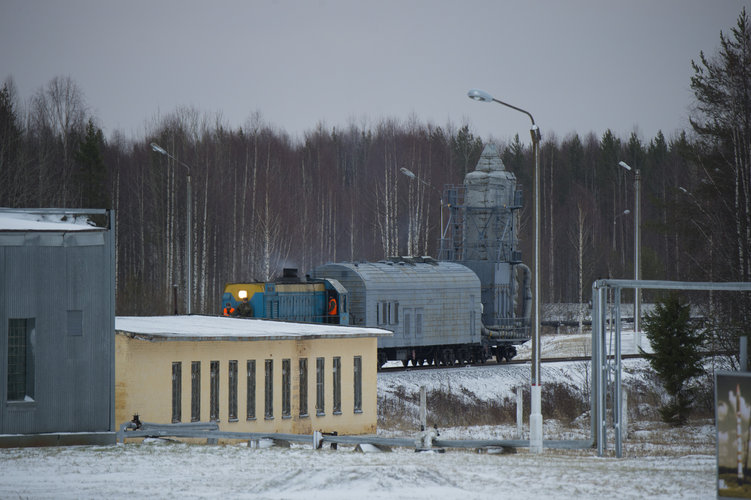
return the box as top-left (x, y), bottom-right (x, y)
top-left (238, 290), bottom-right (248, 299)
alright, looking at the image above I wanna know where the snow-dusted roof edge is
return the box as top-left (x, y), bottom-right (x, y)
top-left (115, 315), bottom-right (392, 342)
top-left (0, 208), bottom-right (108, 232)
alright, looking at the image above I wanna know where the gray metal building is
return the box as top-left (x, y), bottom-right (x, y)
top-left (0, 208), bottom-right (115, 446)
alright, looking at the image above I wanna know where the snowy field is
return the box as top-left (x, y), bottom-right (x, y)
top-left (0, 437), bottom-right (715, 499)
top-left (0, 331), bottom-right (718, 499)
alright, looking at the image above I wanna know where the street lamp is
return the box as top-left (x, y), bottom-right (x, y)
top-left (618, 161), bottom-right (640, 345)
top-left (468, 88), bottom-right (543, 454)
top-left (151, 142), bottom-right (192, 315)
top-left (613, 209), bottom-right (631, 253)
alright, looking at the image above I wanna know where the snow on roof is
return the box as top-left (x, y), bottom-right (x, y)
top-left (115, 315), bottom-right (392, 341)
top-left (0, 210), bottom-right (100, 231)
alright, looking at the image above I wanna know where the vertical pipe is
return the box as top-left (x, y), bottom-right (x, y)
top-left (738, 383), bottom-right (744, 482)
top-left (634, 170), bottom-right (641, 345)
top-left (419, 386), bottom-right (427, 431)
top-left (108, 208), bottom-right (116, 432)
top-left (591, 282), bottom-right (600, 452)
top-left (741, 336), bottom-right (748, 372)
top-left (516, 386), bottom-right (523, 439)
top-left (614, 287), bottom-right (622, 458)
top-left (597, 284), bottom-right (608, 456)
top-left (622, 388), bottom-right (628, 443)
top-left (187, 174), bottom-right (192, 315)
top-left (529, 128), bottom-right (543, 454)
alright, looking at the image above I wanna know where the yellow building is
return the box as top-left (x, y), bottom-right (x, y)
top-left (115, 316), bottom-right (391, 436)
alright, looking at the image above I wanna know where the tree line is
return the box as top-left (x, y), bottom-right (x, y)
top-left (1, 10), bottom-right (750, 329)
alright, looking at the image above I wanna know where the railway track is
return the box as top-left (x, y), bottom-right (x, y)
top-left (379, 353), bottom-right (645, 372)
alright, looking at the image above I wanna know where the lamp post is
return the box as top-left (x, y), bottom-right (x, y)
top-left (151, 142), bottom-right (192, 315)
top-left (613, 209), bottom-right (631, 253)
top-left (468, 88), bottom-right (543, 454)
top-left (399, 167), bottom-right (444, 242)
top-left (618, 161), bottom-right (640, 345)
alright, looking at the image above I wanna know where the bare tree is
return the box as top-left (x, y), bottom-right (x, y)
top-left (568, 190), bottom-right (594, 335)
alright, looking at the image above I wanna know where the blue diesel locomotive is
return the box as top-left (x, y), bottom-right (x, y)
top-left (222, 268), bottom-right (349, 325)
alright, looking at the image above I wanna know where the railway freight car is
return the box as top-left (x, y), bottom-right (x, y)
top-left (310, 257), bottom-right (487, 367)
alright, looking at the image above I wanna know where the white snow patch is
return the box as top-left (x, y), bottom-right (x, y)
top-left (0, 211), bottom-right (97, 231)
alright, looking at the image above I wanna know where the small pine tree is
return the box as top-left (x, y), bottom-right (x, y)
top-left (641, 293), bottom-right (705, 426)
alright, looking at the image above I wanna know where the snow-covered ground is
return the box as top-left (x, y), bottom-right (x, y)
top-left (0, 437), bottom-right (715, 499)
top-left (0, 331), bottom-right (718, 499)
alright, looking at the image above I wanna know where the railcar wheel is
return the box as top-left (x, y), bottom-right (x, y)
top-left (402, 359), bottom-right (409, 367)
top-left (478, 349), bottom-right (486, 364)
top-left (495, 347), bottom-right (505, 363)
top-left (430, 351), bottom-right (438, 366)
top-left (443, 349), bottom-right (455, 367)
top-left (460, 348), bottom-right (470, 365)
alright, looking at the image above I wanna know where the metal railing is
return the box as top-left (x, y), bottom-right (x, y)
top-left (117, 420), bottom-right (589, 451)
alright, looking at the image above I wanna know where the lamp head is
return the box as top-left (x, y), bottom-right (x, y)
top-left (150, 142), bottom-right (167, 155)
top-left (618, 161), bottom-right (631, 171)
top-left (467, 88), bottom-right (494, 103)
top-left (400, 167), bottom-right (416, 179)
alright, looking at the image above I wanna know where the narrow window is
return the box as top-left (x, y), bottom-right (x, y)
top-left (171, 362), bottom-right (182, 422)
top-left (264, 359), bottom-right (274, 419)
top-left (316, 357), bottom-right (325, 416)
top-left (210, 361), bottom-right (219, 421)
top-left (228, 360), bottom-right (238, 421)
top-left (416, 308), bottom-right (423, 337)
top-left (392, 302), bottom-right (399, 325)
top-left (333, 356), bottom-right (342, 414)
top-left (353, 356), bottom-right (362, 413)
top-left (246, 360), bottom-right (256, 420)
top-left (67, 310), bottom-right (83, 336)
top-left (7, 319), bottom-right (34, 401)
top-left (299, 358), bottom-right (308, 417)
top-left (191, 361), bottom-right (200, 422)
top-left (282, 359), bottom-right (291, 418)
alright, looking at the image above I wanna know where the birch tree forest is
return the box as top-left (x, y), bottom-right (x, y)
top-left (1, 10), bottom-right (750, 319)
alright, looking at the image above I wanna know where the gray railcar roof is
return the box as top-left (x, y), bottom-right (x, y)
top-left (316, 260), bottom-right (480, 289)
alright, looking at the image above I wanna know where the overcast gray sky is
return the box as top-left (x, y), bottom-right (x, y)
top-left (1, 0), bottom-right (748, 145)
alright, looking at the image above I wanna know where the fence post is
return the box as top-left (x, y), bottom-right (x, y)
top-left (621, 388), bottom-right (628, 440)
top-left (516, 386), bottom-right (523, 439)
top-left (313, 430), bottom-right (323, 450)
top-left (420, 386), bottom-right (427, 431)
top-left (741, 336), bottom-right (748, 372)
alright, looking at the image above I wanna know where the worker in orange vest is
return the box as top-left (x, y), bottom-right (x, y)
top-left (223, 302), bottom-right (235, 316)
top-left (328, 297), bottom-right (337, 316)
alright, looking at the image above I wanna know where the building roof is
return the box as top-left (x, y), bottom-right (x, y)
top-left (0, 208), bottom-right (104, 232)
top-left (115, 315), bottom-right (392, 342)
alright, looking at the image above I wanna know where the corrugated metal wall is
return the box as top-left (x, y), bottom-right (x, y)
top-left (1, 216), bottom-right (114, 435)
